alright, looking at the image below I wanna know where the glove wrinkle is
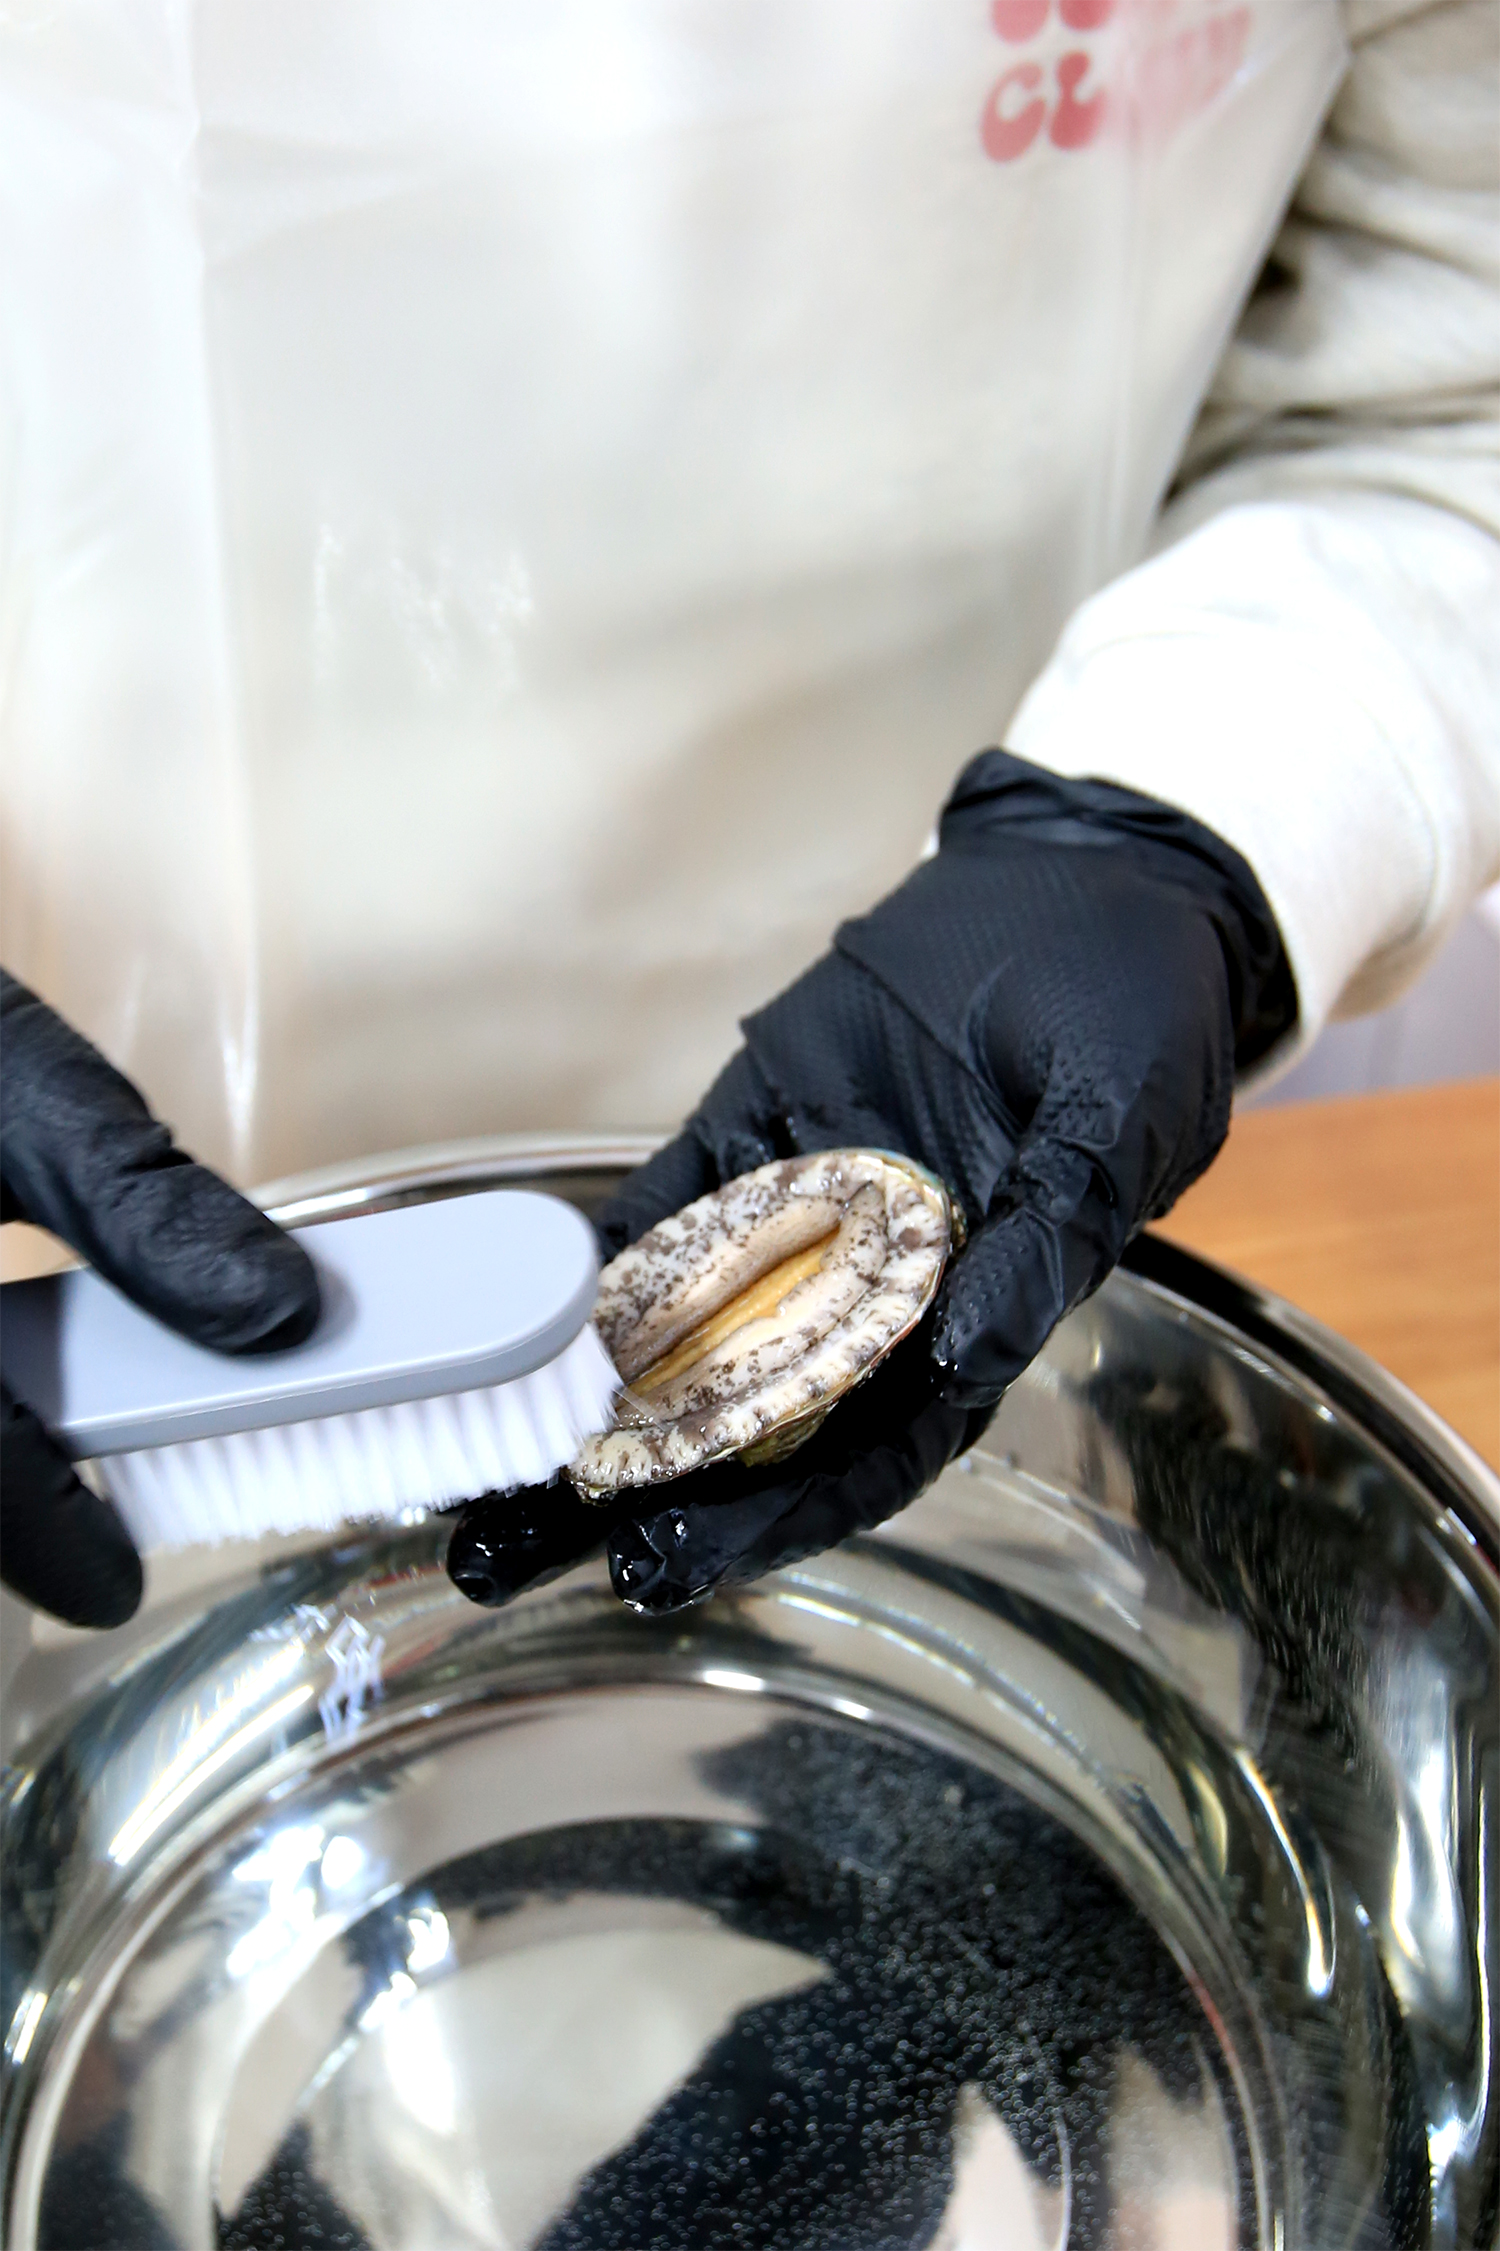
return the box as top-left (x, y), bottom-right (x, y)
top-left (743, 952), bottom-right (1017, 1230)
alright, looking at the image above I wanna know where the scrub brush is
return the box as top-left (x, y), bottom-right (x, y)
top-left (0, 1190), bottom-right (620, 1552)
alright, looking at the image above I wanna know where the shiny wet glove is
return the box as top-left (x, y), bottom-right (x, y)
top-left (448, 750), bottom-right (1295, 1617)
top-left (1, 973), bottom-right (321, 1627)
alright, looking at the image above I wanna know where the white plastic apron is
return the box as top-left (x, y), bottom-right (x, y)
top-left (0, 0), bottom-right (1344, 1183)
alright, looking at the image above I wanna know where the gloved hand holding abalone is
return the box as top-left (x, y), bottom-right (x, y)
top-left (569, 1151), bottom-right (954, 1498)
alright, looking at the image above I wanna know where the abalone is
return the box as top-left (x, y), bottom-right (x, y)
top-left (570, 1150), bottom-right (953, 1497)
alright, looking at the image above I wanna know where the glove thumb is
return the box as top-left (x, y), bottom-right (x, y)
top-left (594, 1050), bottom-right (788, 1257)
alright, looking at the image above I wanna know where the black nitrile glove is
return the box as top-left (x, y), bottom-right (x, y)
top-left (1, 973), bottom-right (321, 1628)
top-left (446, 1324), bottom-right (988, 1615)
top-left (448, 751), bottom-right (1295, 1619)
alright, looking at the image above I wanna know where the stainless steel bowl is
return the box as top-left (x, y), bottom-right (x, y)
top-left (3, 1136), bottom-right (1496, 2251)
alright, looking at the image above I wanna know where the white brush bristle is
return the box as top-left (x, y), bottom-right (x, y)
top-left (95, 1324), bottom-right (622, 1553)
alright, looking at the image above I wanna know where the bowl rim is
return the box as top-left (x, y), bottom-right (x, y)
top-left (250, 1130), bottom-right (1500, 1574)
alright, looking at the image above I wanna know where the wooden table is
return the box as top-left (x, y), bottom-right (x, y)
top-left (1154, 1077), bottom-right (1500, 1470)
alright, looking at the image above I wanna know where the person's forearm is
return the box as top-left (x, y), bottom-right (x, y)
top-left (1006, 0), bottom-right (1500, 1074)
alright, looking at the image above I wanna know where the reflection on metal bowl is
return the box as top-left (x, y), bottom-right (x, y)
top-left (2, 1136), bottom-right (1496, 2251)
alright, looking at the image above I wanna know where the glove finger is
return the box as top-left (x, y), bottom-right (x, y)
top-left (607, 1423), bottom-right (948, 1616)
top-left (0, 1381), bottom-right (143, 1628)
top-left (445, 1481), bottom-right (623, 1608)
top-left (610, 1481), bottom-right (794, 1613)
top-left (609, 1357), bottom-right (983, 1615)
top-left (932, 1133), bottom-right (1126, 1406)
top-left (1, 972), bottom-right (318, 1354)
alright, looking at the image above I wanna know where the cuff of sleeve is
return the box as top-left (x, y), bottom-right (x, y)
top-left (1008, 638), bottom-right (1463, 1086)
top-left (1010, 645), bottom-right (1425, 1080)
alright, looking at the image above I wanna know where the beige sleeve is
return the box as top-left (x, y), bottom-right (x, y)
top-left (1009, 0), bottom-right (1500, 1071)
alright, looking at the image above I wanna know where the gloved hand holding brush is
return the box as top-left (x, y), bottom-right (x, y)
top-left (448, 752), bottom-right (1296, 1617)
top-left (1, 973), bottom-right (321, 1628)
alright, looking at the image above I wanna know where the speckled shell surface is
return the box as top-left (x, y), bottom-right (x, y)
top-left (570, 1150), bottom-right (952, 1497)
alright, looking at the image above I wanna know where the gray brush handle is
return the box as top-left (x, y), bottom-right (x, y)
top-left (0, 1190), bottom-right (599, 1457)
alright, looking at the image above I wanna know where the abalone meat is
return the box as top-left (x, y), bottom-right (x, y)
top-left (570, 1150), bottom-right (953, 1497)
